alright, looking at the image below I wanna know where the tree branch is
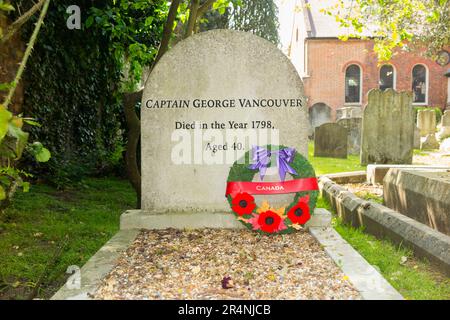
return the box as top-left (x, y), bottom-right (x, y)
top-left (1, 0), bottom-right (46, 45)
top-left (185, 0), bottom-right (200, 38)
top-left (2, 0), bottom-right (51, 109)
top-left (153, 0), bottom-right (181, 66)
top-left (197, 0), bottom-right (216, 18)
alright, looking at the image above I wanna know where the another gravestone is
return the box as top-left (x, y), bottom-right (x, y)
top-left (417, 109), bottom-right (436, 137)
top-left (384, 169), bottom-right (450, 236)
top-left (314, 123), bottom-right (347, 158)
top-left (140, 30), bottom-right (308, 214)
top-left (413, 126), bottom-right (420, 149)
top-left (437, 110), bottom-right (450, 141)
top-left (336, 106), bottom-right (361, 120)
top-left (442, 110), bottom-right (450, 126)
top-left (421, 134), bottom-right (440, 150)
top-left (360, 89), bottom-right (414, 165)
top-left (337, 117), bottom-right (362, 155)
top-left (309, 103), bottom-right (332, 132)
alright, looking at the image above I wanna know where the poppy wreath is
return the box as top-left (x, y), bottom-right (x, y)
top-left (226, 145), bottom-right (319, 235)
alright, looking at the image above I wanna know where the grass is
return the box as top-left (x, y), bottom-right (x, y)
top-left (317, 197), bottom-right (450, 300)
top-left (0, 177), bottom-right (135, 300)
top-left (308, 142), bottom-right (365, 175)
top-left (0, 144), bottom-right (448, 300)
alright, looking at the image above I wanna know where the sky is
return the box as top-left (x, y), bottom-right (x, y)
top-left (275, 0), bottom-right (296, 54)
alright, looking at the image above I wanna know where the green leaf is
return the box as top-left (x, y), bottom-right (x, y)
top-left (23, 119), bottom-right (41, 127)
top-left (22, 181), bottom-right (30, 193)
top-left (85, 15), bottom-right (94, 28)
top-left (7, 123), bottom-right (29, 159)
top-left (0, 106), bottom-right (12, 141)
top-left (34, 146), bottom-right (51, 162)
top-left (0, 185), bottom-right (5, 201)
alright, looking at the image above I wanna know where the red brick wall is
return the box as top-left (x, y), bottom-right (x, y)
top-left (303, 39), bottom-right (449, 118)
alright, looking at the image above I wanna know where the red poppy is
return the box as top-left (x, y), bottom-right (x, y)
top-left (231, 192), bottom-right (256, 216)
top-left (287, 195), bottom-right (311, 225)
top-left (257, 210), bottom-right (284, 233)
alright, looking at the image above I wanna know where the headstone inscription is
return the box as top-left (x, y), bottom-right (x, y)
top-left (140, 30), bottom-right (308, 214)
top-left (360, 89), bottom-right (414, 165)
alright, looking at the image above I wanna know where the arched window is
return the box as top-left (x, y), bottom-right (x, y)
top-left (412, 64), bottom-right (428, 104)
top-left (345, 64), bottom-right (362, 103)
top-left (379, 65), bottom-right (395, 90)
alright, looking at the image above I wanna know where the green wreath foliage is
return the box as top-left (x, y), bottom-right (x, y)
top-left (226, 145), bottom-right (319, 234)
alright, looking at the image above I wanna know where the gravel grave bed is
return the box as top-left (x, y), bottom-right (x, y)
top-left (93, 229), bottom-right (361, 300)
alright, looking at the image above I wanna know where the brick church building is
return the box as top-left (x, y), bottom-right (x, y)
top-left (288, 0), bottom-right (450, 122)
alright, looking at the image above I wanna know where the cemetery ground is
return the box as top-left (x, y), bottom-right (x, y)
top-left (0, 145), bottom-right (449, 300)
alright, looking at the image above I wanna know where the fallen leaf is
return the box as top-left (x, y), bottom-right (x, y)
top-left (266, 273), bottom-right (276, 282)
top-left (221, 276), bottom-right (234, 289)
top-left (400, 256), bottom-right (408, 265)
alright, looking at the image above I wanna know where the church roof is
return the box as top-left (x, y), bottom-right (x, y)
top-left (302, 0), bottom-right (374, 38)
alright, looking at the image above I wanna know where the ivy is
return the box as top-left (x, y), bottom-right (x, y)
top-left (17, 0), bottom-right (126, 188)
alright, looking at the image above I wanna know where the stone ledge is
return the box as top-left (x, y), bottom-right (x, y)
top-left (51, 229), bottom-right (140, 300)
top-left (120, 208), bottom-right (331, 230)
top-left (366, 164), bottom-right (449, 185)
top-left (319, 176), bottom-right (450, 275)
top-left (310, 226), bottom-right (403, 300)
top-left (321, 171), bottom-right (366, 184)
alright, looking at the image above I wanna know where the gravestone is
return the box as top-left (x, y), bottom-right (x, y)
top-left (437, 110), bottom-right (450, 141)
top-left (360, 89), bottom-right (414, 165)
top-left (413, 126), bottom-right (420, 149)
top-left (336, 106), bottom-right (361, 120)
top-left (421, 134), bottom-right (440, 150)
top-left (309, 103), bottom-right (332, 131)
top-left (314, 123), bottom-right (347, 158)
top-left (417, 109), bottom-right (436, 137)
top-left (139, 30), bottom-right (308, 215)
top-left (384, 169), bottom-right (450, 236)
top-left (337, 117), bottom-right (362, 154)
top-left (442, 110), bottom-right (450, 127)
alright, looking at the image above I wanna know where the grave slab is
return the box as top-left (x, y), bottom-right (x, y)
top-left (366, 164), bottom-right (450, 185)
top-left (384, 169), bottom-right (450, 236)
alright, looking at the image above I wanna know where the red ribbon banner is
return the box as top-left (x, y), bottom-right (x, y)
top-left (225, 177), bottom-right (319, 197)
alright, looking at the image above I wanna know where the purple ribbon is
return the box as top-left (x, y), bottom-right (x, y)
top-left (248, 146), bottom-right (298, 181)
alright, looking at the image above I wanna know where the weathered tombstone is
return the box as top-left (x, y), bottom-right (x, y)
top-left (350, 108), bottom-right (362, 118)
top-left (384, 169), bottom-right (450, 236)
top-left (437, 110), bottom-right (450, 141)
top-left (137, 30), bottom-right (308, 218)
top-left (421, 133), bottom-right (440, 150)
top-left (308, 103), bottom-right (332, 131)
top-left (413, 126), bottom-right (420, 149)
top-left (360, 89), bottom-right (414, 165)
top-left (314, 123), bottom-right (347, 158)
top-left (442, 110), bottom-right (450, 127)
top-left (336, 106), bottom-right (361, 120)
top-left (417, 109), bottom-right (436, 137)
top-left (337, 117), bottom-right (362, 155)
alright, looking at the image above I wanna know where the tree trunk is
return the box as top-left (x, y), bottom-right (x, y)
top-left (185, 0), bottom-right (200, 38)
top-left (123, 90), bottom-right (142, 208)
